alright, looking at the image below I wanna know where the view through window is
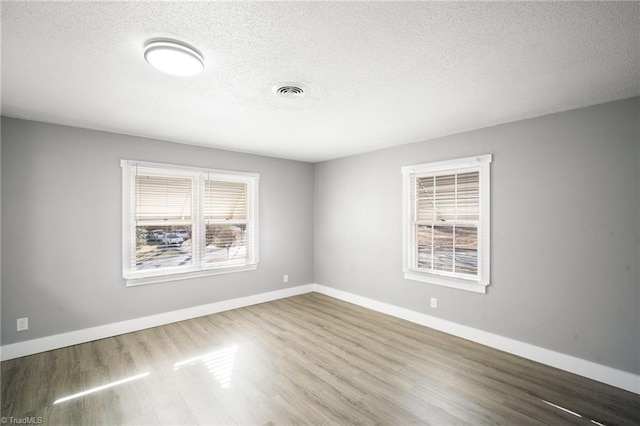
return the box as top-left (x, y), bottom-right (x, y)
top-left (122, 160), bottom-right (259, 285)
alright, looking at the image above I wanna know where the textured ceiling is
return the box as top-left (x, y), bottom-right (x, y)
top-left (1, 1), bottom-right (638, 162)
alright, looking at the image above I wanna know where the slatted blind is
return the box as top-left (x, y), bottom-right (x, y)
top-left (416, 171), bottom-right (479, 223)
top-left (135, 175), bottom-right (192, 223)
top-left (456, 171), bottom-right (480, 221)
top-left (204, 180), bottom-right (248, 221)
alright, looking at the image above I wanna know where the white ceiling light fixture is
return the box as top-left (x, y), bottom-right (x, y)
top-left (144, 39), bottom-right (204, 77)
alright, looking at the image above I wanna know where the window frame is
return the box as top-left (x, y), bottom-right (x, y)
top-left (402, 155), bottom-right (491, 293)
top-left (121, 160), bottom-right (259, 286)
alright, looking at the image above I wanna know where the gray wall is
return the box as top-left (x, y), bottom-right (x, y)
top-left (315, 98), bottom-right (640, 374)
top-left (1, 117), bottom-right (315, 345)
top-left (2, 98), bottom-right (639, 376)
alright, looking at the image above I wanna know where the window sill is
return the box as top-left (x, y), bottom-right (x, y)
top-left (125, 264), bottom-right (258, 287)
top-left (404, 271), bottom-right (488, 293)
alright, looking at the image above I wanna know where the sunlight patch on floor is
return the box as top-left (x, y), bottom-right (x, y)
top-left (541, 399), bottom-right (607, 425)
top-left (53, 372), bottom-right (150, 405)
top-left (173, 344), bottom-right (238, 388)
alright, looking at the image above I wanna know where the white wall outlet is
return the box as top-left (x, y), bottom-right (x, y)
top-left (430, 297), bottom-right (438, 309)
top-left (17, 317), bottom-right (29, 331)
top-left (283, 274), bottom-right (289, 283)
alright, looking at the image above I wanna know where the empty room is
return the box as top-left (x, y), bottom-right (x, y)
top-left (1, 1), bottom-right (639, 425)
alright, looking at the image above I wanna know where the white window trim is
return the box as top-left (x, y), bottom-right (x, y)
top-left (402, 154), bottom-right (492, 293)
top-left (121, 160), bottom-right (259, 287)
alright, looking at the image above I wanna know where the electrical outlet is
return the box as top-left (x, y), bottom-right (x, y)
top-left (430, 298), bottom-right (438, 309)
top-left (283, 274), bottom-right (289, 283)
top-left (17, 317), bottom-right (29, 331)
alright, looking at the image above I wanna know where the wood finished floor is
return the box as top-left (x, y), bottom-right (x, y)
top-left (2, 292), bottom-right (639, 425)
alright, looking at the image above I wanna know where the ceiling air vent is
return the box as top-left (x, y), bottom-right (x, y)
top-left (273, 83), bottom-right (305, 98)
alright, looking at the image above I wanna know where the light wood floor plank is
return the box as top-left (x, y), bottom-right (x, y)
top-left (2, 292), bottom-right (639, 425)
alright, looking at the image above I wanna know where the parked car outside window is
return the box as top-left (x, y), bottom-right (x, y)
top-left (174, 229), bottom-right (190, 240)
top-left (162, 233), bottom-right (184, 246)
top-left (147, 229), bottom-right (165, 242)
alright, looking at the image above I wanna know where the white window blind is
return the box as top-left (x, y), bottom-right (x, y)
top-left (402, 155), bottom-right (491, 293)
top-left (136, 175), bottom-right (192, 224)
top-left (122, 160), bottom-right (259, 286)
top-left (204, 180), bottom-right (247, 221)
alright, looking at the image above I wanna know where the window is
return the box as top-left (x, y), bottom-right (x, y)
top-left (402, 155), bottom-right (491, 293)
top-left (122, 160), bottom-right (258, 286)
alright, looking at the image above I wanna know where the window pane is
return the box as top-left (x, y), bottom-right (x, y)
top-left (435, 175), bottom-right (456, 222)
top-left (136, 175), bottom-right (192, 222)
top-left (433, 226), bottom-right (454, 272)
top-left (417, 224), bottom-right (433, 269)
top-left (457, 172), bottom-right (479, 221)
top-left (455, 226), bottom-right (478, 275)
top-left (135, 225), bottom-right (192, 270)
top-left (205, 224), bottom-right (247, 266)
top-left (205, 180), bottom-right (247, 221)
top-left (416, 177), bottom-right (434, 221)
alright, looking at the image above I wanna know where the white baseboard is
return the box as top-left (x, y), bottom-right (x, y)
top-left (312, 284), bottom-right (640, 395)
top-left (0, 284), bottom-right (315, 361)
top-left (2, 282), bottom-right (638, 395)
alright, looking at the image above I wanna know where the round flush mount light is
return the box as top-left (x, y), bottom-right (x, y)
top-left (144, 39), bottom-right (204, 76)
